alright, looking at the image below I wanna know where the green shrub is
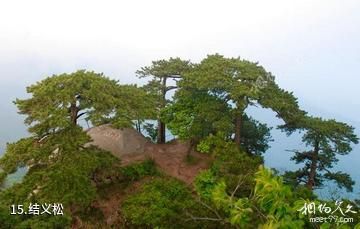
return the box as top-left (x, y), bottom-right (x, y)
top-left (0, 172), bottom-right (6, 185)
top-left (14, 216), bottom-right (72, 229)
top-left (194, 170), bottom-right (217, 200)
top-left (121, 177), bottom-right (195, 228)
top-left (196, 139), bottom-right (212, 153)
top-left (210, 139), bottom-right (263, 198)
top-left (120, 159), bottom-right (158, 181)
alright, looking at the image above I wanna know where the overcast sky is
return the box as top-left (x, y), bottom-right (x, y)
top-left (1, 0), bottom-right (359, 125)
top-left (0, 0), bottom-right (359, 129)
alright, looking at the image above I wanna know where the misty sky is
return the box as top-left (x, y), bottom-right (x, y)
top-left (0, 0), bottom-right (360, 197)
top-left (1, 1), bottom-right (360, 122)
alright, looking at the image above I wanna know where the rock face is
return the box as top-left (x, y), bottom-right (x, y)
top-left (86, 124), bottom-right (149, 158)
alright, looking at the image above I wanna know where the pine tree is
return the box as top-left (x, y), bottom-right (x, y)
top-left (136, 57), bottom-right (192, 143)
top-left (285, 116), bottom-right (359, 191)
top-left (15, 70), bottom-right (120, 136)
top-left (178, 54), bottom-right (304, 149)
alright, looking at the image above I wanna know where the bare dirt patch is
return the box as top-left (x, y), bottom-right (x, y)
top-left (126, 140), bottom-right (211, 184)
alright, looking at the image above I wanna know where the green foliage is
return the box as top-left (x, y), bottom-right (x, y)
top-left (258, 82), bottom-right (307, 132)
top-left (166, 54), bottom-right (291, 152)
top-left (193, 114), bottom-right (273, 156)
top-left (0, 70), bottom-right (157, 227)
top-left (194, 164), bottom-right (360, 228)
top-left (211, 139), bottom-right (263, 197)
top-left (0, 172), bottom-right (6, 185)
top-left (195, 132), bottom-right (228, 154)
top-left (292, 185), bottom-right (317, 200)
top-left (194, 166), bottom-right (307, 228)
top-left (136, 57), bottom-right (193, 109)
top-left (15, 70), bottom-right (120, 135)
top-left (120, 159), bottom-right (158, 181)
top-left (175, 54), bottom-right (281, 147)
top-left (121, 177), bottom-right (196, 228)
top-left (162, 90), bottom-right (233, 141)
top-left (241, 114), bottom-right (273, 155)
top-left (0, 204), bottom-right (18, 228)
top-left (1, 149), bottom-right (115, 206)
top-left (254, 167), bottom-right (294, 217)
top-left (0, 127), bottom-right (117, 227)
top-left (196, 140), bottom-right (212, 154)
top-left (180, 54), bottom-right (274, 102)
top-left (137, 57), bottom-right (193, 80)
top-left (1, 56), bottom-right (359, 228)
top-left (137, 57), bottom-right (193, 143)
top-left (14, 70), bottom-right (155, 135)
top-left (111, 84), bottom-right (157, 128)
top-left (211, 181), bottom-right (254, 228)
top-left (76, 207), bottom-right (105, 227)
top-left (10, 216), bottom-right (72, 229)
top-left (194, 170), bottom-right (217, 200)
top-left (0, 138), bottom-right (35, 175)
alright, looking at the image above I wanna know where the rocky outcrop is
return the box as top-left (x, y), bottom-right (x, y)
top-left (86, 124), bottom-right (211, 184)
top-left (86, 124), bottom-right (149, 158)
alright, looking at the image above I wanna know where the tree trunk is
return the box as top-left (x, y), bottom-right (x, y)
top-left (157, 121), bottom-right (166, 144)
top-left (70, 103), bottom-right (78, 125)
top-left (187, 138), bottom-right (195, 157)
top-left (157, 77), bottom-right (167, 144)
top-left (234, 113), bottom-right (242, 148)
top-left (136, 120), bottom-right (141, 132)
top-left (306, 140), bottom-right (319, 190)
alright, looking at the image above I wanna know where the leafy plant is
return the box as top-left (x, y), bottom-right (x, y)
top-left (120, 159), bottom-right (158, 181)
top-left (193, 166), bottom-right (306, 228)
top-left (194, 170), bottom-right (217, 200)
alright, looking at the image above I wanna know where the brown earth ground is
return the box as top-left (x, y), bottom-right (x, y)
top-left (86, 125), bottom-right (211, 184)
top-left (123, 140), bottom-right (211, 184)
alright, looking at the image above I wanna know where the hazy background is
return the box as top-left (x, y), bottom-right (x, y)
top-left (0, 0), bottom-right (359, 198)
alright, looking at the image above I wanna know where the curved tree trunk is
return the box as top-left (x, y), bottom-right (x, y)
top-left (306, 140), bottom-right (319, 190)
top-left (234, 100), bottom-right (247, 149)
top-left (234, 113), bottom-right (242, 147)
top-left (157, 77), bottom-right (167, 144)
top-left (157, 121), bottom-right (166, 144)
top-left (70, 102), bottom-right (79, 125)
